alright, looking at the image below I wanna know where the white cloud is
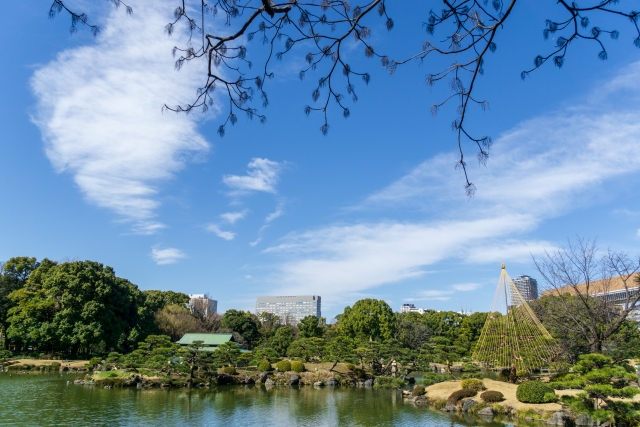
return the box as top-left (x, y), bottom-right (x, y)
top-left (265, 200), bottom-right (285, 223)
top-left (206, 224), bottom-right (235, 240)
top-left (266, 63), bottom-right (640, 303)
top-left (451, 283), bottom-right (482, 292)
top-left (221, 210), bottom-right (248, 224)
top-left (223, 158), bottom-right (283, 195)
top-left (245, 275), bottom-right (252, 279)
top-left (250, 237), bottom-right (262, 247)
top-left (31, 1), bottom-right (210, 233)
top-left (150, 246), bottom-right (186, 265)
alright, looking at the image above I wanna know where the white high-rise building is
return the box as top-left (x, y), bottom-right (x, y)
top-left (187, 294), bottom-right (217, 317)
top-left (256, 295), bottom-right (321, 324)
top-left (512, 275), bottom-right (539, 303)
top-left (400, 303), bottom-right (433, 314)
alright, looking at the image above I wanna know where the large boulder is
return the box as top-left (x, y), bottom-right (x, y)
top-left (326, 378), bottom-right (338, 386)
top-left (547, 412), bottom-right (570, 426)
top-left (289, 375), bottom-right (300, 386)
top-left (258, 372), bottom-right (269, 383)
top-left (314, 381), bottom-right (324, 387)
top-left (443, 403), bottom-right (457, 412)
top-left (217, 374), bottom-right (233, 386)
top-left (412, 395), bottom-right (427, 404)
top-left (477, 407), bottom-right (495, 417)
top-left (575, 414), bottom-right (598, 426)
top-left (363, 379), bottom-right (373, 387)
top-left (461, 399), bottom-right (477, 412)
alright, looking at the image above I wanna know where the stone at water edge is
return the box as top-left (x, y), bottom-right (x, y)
top-left (326, 378), bottom-right (338, 386)
top-left (258, 372), bottom-right (269, 383)
top-left (461, 399), bottom-right (477, 412)
top-left (363, 379), bottom-right (373, 387)
top-left (412, 395), bottom-right (427, 404)
top-left (476, 407), bottom-right (494, 417)
top-left (264, 378), bottom-right (275, 387)
top-left (444, 403), bottom-right (457, 412)
top-left (313, 381), bottom-right (324, 387)
top-left (547, 412), bottom-right (570, 426)
top-left (289, 375), bottom-right (300, 386)
top-left (575, 413), bottom-right (598, 426)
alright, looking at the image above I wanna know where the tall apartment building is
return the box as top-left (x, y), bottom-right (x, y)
top-left (512, 275), bottom-right (539, 303)
top-left (255, 295), bottom-right (321, 324)
top-left (187, 294), bottom-right (218, 317)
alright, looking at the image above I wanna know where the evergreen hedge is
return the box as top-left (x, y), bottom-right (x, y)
top-left (516, 381), bottom-right (558, 403)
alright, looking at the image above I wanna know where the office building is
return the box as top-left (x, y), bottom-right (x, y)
top-left (256, 295), bottom-right (321, 324)
top-left (400, 303), bottom-right (434, 314)
top-left (187, 294), bottom-right (217, 317)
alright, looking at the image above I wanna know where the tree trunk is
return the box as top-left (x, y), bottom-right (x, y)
top-left (589, 339), bottom-right (602, 354)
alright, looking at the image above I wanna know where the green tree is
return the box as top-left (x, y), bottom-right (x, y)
top-left (298, 315), bottom-right (324, 338)
top-left (338, 299), bottom-right (396, 341)
top-left (270, 326), bottom-right (295, 356)
top-left (0, 257), bottom-right (41, 349)
top-left (213, 341), bottom-right (242, 367)
top-left (154, 304), bottom-right (197, 342)
top-left (221, 309), bottom-right (260, 348)
top-left (554, 354), bottom-right (640, 426)
top-left (325, 336), bottom-right (355, 371)
top-left (287, 337), bottom-right (326, 362)
top-left (6, 260), bottom-right (143, 355)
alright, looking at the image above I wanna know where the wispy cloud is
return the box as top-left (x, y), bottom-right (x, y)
top-left (265, 63), bottom-right (640, 304)
top-left (265, 200), bottom-right (285, 223)
top-left (206, 224), bottom-right (235, 241)
top-left (31, 1), bottom-right (209, 234)
top-left (223, 158), bottom-right (284, 195)
top-left (250, 237), bottom-right (262, 247)
top-left (150, 246), bottom-right (186, 265)
top-left (220, 210), bottom-right (248, 224)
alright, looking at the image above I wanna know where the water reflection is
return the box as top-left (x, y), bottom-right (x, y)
top-left (0, 374), bottom-right (514, 427)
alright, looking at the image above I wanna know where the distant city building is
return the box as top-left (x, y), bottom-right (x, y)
top-left (400, 303), bottom-right (434, 314)
top-left (256, 295), bottom-right (321, 324)
top-left (187, 294), bottom-right (217, 317)
top-left (512, 275), bottom-right (539, 303)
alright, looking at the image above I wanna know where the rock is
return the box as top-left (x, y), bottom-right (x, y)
top-left (73, 379), bottom-right (84, 385)
top-left (313, 381), bottom-right (324, 387)
top-left (265, 378), bottom-right (275, 387)
top-left (444, 403), bottom-right (457, 412)
top-left (356, 381), bottom-right (365, 387)
top-left (289, 375), bottom-right (300, 386)
top-left (477, 407), bottom-right (495, 417)
top-left (412, 395), bottom-right (427, 404)
top-left (160, 383), bottom-right (170, 388)
top-left (363, 379), bottom-right (373, 387)
top-left (326, 378), bottom-right (338, 386)
top-left (547, 412), bottom-right (569, 426)
top-left (461, 399), bottom-right (477, 412)
top-left (258, 372), bottom-right (269, 383)
top-left (244, 376), bottom-right (255, 385)
top-left (575, 414), bottom-right (598, 426)
top-left (405, 377), bottom-right (415, 384)
top-left (136, 382), bottom-right (143, 389)
top-left (401, 390), bottom-right (412, 397)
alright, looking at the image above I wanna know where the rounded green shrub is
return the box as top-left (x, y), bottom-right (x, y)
top-left (290, 361), bottom-right (305, 373)
top-left (460, 378), bottom-right (486, 392)
top-left (447, 388), bottom-right (477, 405)
top-left (276, 360), bottom-right (291, 372)
top-left (257, 360), bottom-right (273, 372)
top-left (346, 363), bottom-right (356, 371)
top-left (480, 390), bottom-right (504, 403)
top-left (412, 385), bottom-right (426, 396)
top-left (222, 366), bottom-right (237, 375)
top-left (516, 381), bottom-right (557, 403)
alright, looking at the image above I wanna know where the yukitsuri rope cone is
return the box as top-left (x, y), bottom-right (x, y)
top-left (472, 263), bottom-right (560, 372)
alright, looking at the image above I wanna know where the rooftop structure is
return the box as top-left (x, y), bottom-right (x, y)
top-left (400, 303), bottom-right (434, 314)
top-left (176, 333), bottom-right (234, 351)
top-left (256, 295), bottom-right (321, 325)
top-left (187, 294), bottom-right (217, 317)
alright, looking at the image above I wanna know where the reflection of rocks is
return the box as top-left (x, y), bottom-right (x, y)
top-left (461, 399), bottom-right (477, 412)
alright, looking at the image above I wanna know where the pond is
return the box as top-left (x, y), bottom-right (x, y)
top-left (0, 372), bottom-right (516, 426)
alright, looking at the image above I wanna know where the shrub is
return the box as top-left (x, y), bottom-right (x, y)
top-left (461, 378), bottom-right (486, 392)
top-left (86, 357), bottom-right (102, 370)
top-left (346, 363), bottom-right (356, 371)
top-left (374, 376), bottom-right (405, 388)
top-left (290, 361), bottom-right (305, 373)
top-left (447, 388), bottom-right (477, 405)
top-left (0, 350), bottom-right (13, 361)
top-left (257, 360), bottom-right (273, 372)
top-left (433, 399), bottom-right (448, 410)
top-left (413, 385), bottom-right (426, 396)
top-left (480, 390), bottom-right (504, 403)
top-left (276, 360), bottom-right (291, 372)
top-left (468, 403), bottom-right (489, 415)
top-left (492, 404), bottom-right (506, 415)
top-left (516, 370), bottom-right (531, 381)
top-left (222, 366), bottom-right (237, 375)
top-left (516, 381), bottom-right (558, 403)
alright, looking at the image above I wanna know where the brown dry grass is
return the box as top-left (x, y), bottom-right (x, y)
top-left (425, 379), bottom-right (564, 412)
top-left (12, 359), bottom-right (88, 369)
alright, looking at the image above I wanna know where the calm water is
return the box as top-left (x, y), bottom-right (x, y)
top-left (0, 373), bottom-right (515, 426)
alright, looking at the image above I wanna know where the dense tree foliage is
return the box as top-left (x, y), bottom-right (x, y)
top-left (221, 309), bottom-right (260, 348)
top-left (338, 299), bottom-right (395, 341)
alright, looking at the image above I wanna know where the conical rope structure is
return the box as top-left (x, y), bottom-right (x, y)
top-left (472, 263), bottom-right (560, 371)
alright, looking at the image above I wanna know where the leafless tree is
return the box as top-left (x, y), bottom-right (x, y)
top-left (48, 1), bottom-right (640, 194)
top-left (532, 237), bottom-right (640, 354)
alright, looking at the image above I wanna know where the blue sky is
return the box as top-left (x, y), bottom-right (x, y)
top-left (1, 1), bottom-right (640, 319)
